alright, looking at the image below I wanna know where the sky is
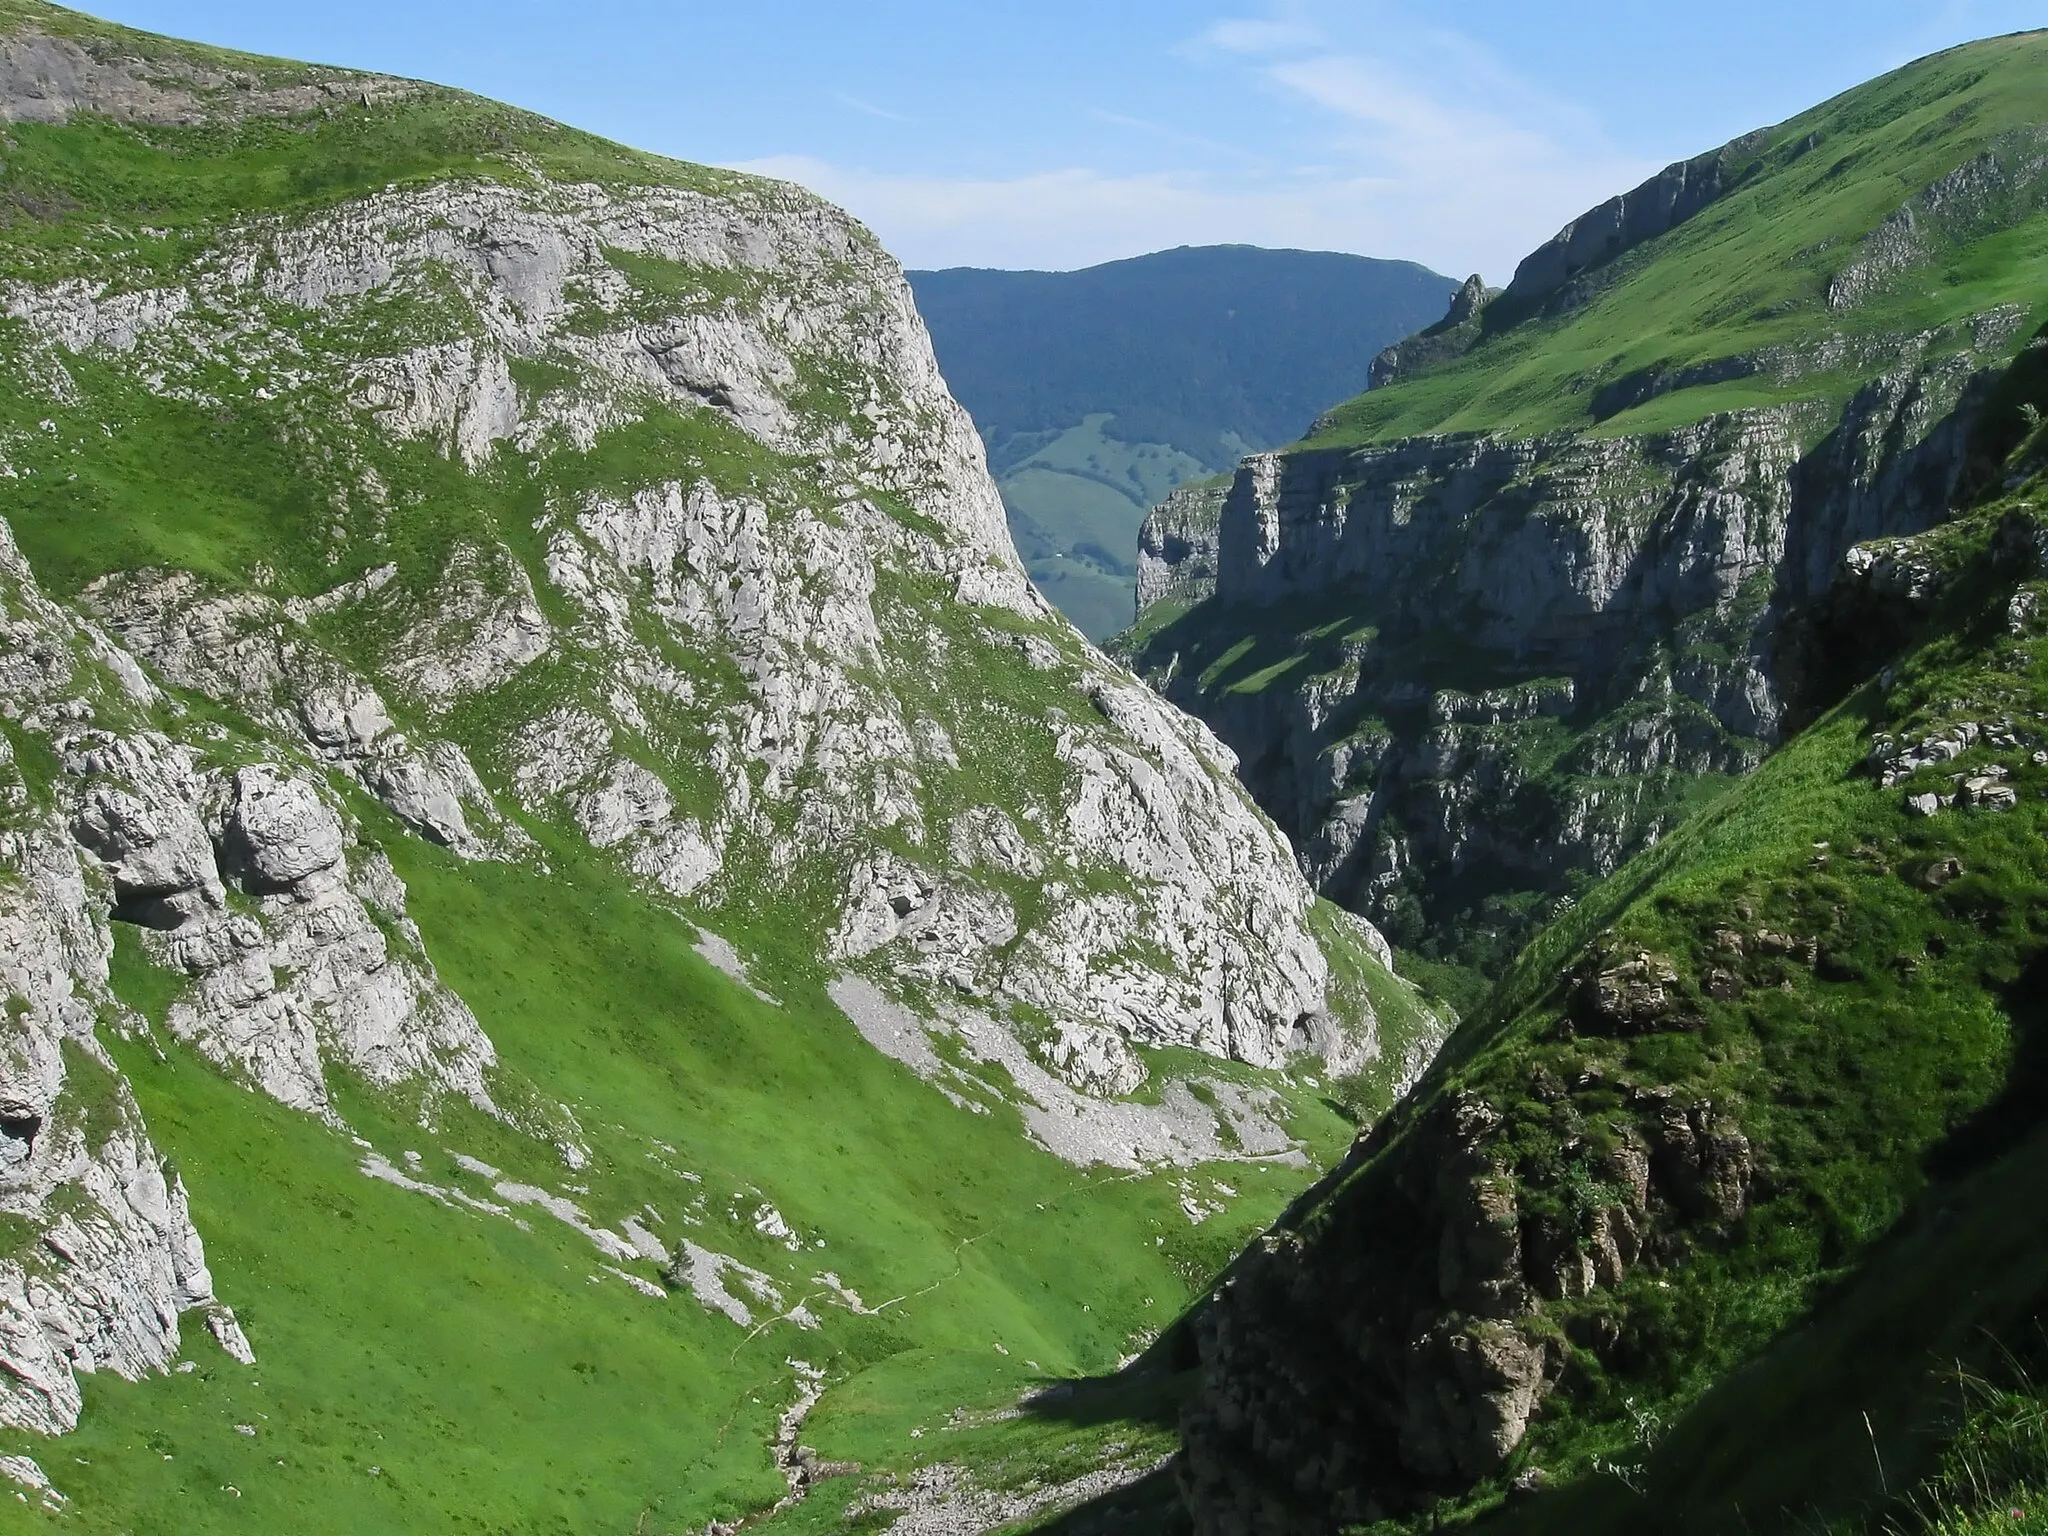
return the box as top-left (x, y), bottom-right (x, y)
top-left (83, 0), bottom-right (2048, 279)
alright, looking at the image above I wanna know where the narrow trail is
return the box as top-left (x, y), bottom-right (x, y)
top-left (705, 1160), bottom-right (1174, 1533)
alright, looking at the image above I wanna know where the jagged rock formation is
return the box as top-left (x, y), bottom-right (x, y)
top-left (1366, 274), bottom-right (1492, 392)
top-left (1180, 1074), bottom-right (1755, 1530)
top-left (0, 522), bottom-right (262, 1434)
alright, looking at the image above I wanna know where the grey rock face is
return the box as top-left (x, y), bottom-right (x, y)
top-left (61, 736), bottom-right (497, 1127)
top-left (380, 546), bottom-right (552, 707)
top-left (5, 515), bottom-right (499, 1122)
top-left (0, 531), bottom-right (252, 1434)
top-left (0, 30), bottom-right (416, 127)
top-left (1365, 274), bottom-right (1492, 392)
top-left (69, 781), bottom-right (224, 932)
top-left (1136, 480), bottom-right (1228, 616)
top-left (1502, 133), bottom-right (1767, 313)
top-left (1444, 273), bottom-right (1488, 327)
top-left (827, 976), bottom-right (1306, 1170)
top-left (84, 570), bottom-right (518, 861)
top-left (1134, 335), bottom-right (2005, 949)
top-left (219, 766), bottom-right (348, 892)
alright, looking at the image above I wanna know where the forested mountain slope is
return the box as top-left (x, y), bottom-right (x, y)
top-left (911, 248), bottom-right (1456, 639)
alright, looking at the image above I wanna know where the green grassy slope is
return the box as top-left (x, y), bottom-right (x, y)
top-left (0, 0), bottom-right (749, 250)
top-left (1460, 520), bottom-right (2048, 1534)
top-left (1, 811), bottom-right (1356, 1534)
top-left (1171, 343), bottom-right (2048, 1534)
top-left (1311, 30), bottom-right (2048, 448)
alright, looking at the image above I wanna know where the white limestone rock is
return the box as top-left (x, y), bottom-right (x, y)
top-left (0, 125), bottom-right (1405, 1135)
top-left (0, 817), bottom-right (248, 1435)
top-left (218, 765), bottom-right (347, 892)
top-left (63, 735), bottom-right (498, 1120)
top-left (84, 569), bottom-right (514, 860)
top-left (381, 545), bottom-right (551, 706)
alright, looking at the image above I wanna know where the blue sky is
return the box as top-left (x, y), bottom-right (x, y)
top-left (85, 0), bottom-right (2048, 277)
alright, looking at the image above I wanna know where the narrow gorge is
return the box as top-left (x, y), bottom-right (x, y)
top-left (0, 6), bottom-right (2045, 1536)
top-left (1126, 49), bottom-right (2048, 1003)
top-left (1116, 30), bottom-right (2048, 1536)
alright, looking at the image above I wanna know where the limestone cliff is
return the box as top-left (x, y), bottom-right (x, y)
top-left (0, 2), bottom-right (1432, 1449)
top-left (1127, 35), bottom-right (2048, 985)
top-left (1170, 455), bottom-right (2048, 1536)
top-left (1132, 336), bottom-right (2005, 969)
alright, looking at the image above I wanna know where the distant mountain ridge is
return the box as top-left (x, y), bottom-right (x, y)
top-left (910, 246), bottom-right (1458, 638)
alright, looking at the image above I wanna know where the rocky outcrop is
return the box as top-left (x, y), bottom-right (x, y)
top-left (85, 568), bottom-right (518, 860)
top-left (1366, 274), bottom-right (1491, 392)
top-left (0, 28), bottom-right (417, 128)
top-left (1135, 479), bottom-right (1228, 615)
top-left (0, 531), bottom-right (258, 1433)
top-left (1827, 129), bottom-right (2048, 312)
top-left (1178, 1068), bottom-right (1754, 1532)
top-left (1500, 133), bottom-right (1769, 316)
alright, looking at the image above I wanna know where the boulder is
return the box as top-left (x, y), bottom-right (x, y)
top-left (218, 766), bottom-right (345, 893)
top-left (70, 784), bottom-right (222, 930)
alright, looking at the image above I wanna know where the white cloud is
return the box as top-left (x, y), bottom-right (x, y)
top-left (1255, 51), bottom-right (1649, 233)
top-left (834, 92), bottom-right (910, 123)
top-left (1189, 18), bottom-right (1327, 56)
top-left (737, 12), bottom-right (1659, 279)
top-left (729, 148), bottom-right (1645, 281)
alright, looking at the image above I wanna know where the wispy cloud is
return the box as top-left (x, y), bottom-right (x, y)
top-left (1186, 17), bottom-right (1326, 57)
top-left (1086, 107), bottom-right (1269, 167)
top-left (1263, 53), bottom-right (1580, 184)
top-left (746, 9), bottom-right (1658, 278)
top-left (834, 92), bottom-right (910, 123)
